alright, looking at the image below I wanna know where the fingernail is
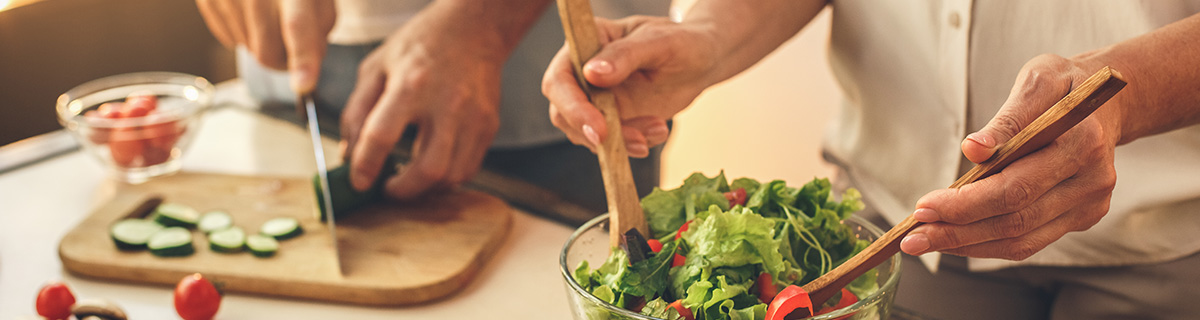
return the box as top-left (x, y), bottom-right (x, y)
top-left (645, 125), bottom-right (669, 141)
top-left (966, 133), bottom-right (993, 148)
top-left (628, 142), bottom-right (649, 157)
top-left (583, 124), bottom-right (602, 147)
top-left (585, 60), bottom-right (614, 75)
top-left (901, 233), bottom-right (931, 255)
top-left (913, 208), bottom-right (940, 222)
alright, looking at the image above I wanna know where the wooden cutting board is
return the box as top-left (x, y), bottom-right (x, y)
top-left (58, 171), bottom-right (513, 306)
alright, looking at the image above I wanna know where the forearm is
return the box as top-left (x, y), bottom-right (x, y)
top-left (1077, 12), bottom-right (1200, 144)
top-left (682, 0), bottom-right (827, 84)
top-left (422, 0), bottom-right (555, 62)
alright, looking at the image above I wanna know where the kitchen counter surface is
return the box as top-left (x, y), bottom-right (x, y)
top-left (0, 80), bottom-right (577, 319)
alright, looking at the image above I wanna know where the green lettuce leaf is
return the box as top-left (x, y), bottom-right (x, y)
top-left (640, 298), bottom-right (683, 320)
top-left (642, 172), bottom-right (732, 238)
top-left (619, 242), bottom-right (678, 297)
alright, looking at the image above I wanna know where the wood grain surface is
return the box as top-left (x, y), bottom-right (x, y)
top-left (555, 0), bottom-right (648, 247)
top-left (58, 171), bottom-right (512, 306)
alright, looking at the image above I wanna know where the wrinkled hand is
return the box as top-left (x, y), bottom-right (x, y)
top-left (901, 54), bottom-right (1123, 260)
top-left (542, 16), bottom-right (719, 157)
top-left (338, 9), bottom-right (504, 200)
top-left (195, 0), bottom-right (334, 92)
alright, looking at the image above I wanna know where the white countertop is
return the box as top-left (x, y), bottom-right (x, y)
top-left (0, 81), bottom-right (577, 319)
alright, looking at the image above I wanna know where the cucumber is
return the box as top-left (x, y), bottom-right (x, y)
top-left (153, 203), bottom-right (200, 228)
top-left (259, 217), bottom-right (303, 240)
top-left (246, 234), bottom-right (279, 257)
top-left (208, 226), bottom-right (246, 253)
top-left (110, 219), bottom-right (165, 250)
top-left (315, 157), bottom-right (396, 220)
top-left (148, 227), bottom-right (195, 257)
top-left (197, 210), bottom-right (233, 233)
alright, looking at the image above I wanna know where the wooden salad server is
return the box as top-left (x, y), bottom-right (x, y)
top-left (555, 0), bottom-right (649, 247)
top-left (801, 66), bottom-right (1127, 307)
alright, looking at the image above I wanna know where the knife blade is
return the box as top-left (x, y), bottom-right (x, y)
top-left (299, 94), bottom-right (343, 275)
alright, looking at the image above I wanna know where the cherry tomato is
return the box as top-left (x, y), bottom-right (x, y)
top-left (816, 288), bottom-right (859, 320)
top-left (756, 272), bottom-right (778, 303)
top-left (85, 103), bottom-right (123, 144)
top-left (668, 300), bottom-right (694, 320)
top-left (142, 119), bottom-right (181, 166)
top-left (35, 281), bottom-right (75, 320)
top-left (125, 93), bottom-right (158, 111)
top-left (174, 273), bottom-right (221, 320)
top-left (765, 285), bottom-right (813, 320)
top-left (724, 188), bottom-right (748, 207)
top-left (647, 239), bottom-right (663, 253)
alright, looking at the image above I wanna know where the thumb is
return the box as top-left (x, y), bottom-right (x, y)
top-left (965, 60), bottom-right (1074, 163)
top-left (279, 0), bottom-right (335, 94)
top-left (581, 30), bottom-right (674, 88)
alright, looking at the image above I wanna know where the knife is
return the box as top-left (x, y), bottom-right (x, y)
top-left (299, 93), bottom-right (343, 275)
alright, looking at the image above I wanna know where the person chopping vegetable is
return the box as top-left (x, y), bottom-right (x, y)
top-left (192, 0), bottom-right (667, 212)
top-left (542, 1), bottom-right (1200, 319)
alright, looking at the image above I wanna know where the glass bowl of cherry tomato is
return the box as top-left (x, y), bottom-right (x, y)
top-left (56, 72), bottom-right (214, 183)
top-left (560, 214), bottom-right (901, 320)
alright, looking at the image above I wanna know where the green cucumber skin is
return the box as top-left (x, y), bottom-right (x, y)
top-left (110, 219), bottom-right (165, 251)
top-left (151, 244), bottom-right (195, 257)
top-left (246, 235), bottom-right (279, 258)
top-left (315, 158), bottom-right (395, 220)
top-left (269, 225), bottom-right (304, 241)
top-left (208, 227), bottom-right (246, 253)
top-left (249, 248), bottom-right (276, 258)
top-left (154, 204), bottom-right (200, 229)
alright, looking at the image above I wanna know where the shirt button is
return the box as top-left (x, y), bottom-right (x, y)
top-left (948, 12), bottom-right (962, 28)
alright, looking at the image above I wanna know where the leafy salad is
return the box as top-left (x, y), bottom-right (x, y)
top-left (573, 172), bottom-right (880, 320)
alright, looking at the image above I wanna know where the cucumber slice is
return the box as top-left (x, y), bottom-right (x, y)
top-left (153, 203), bottom-right (200, 228)
top-left (208, 226), bottom-right (246, 253)
top-left (260, 217), bottom-right (303, 240)
top-left (246, 234), bottom-right (279, 257)
top-left (197, 210), bottom-right (233, 233)
top-left (148, 227), bottom-right (195, 257)
top-left (110, 219), bottom-right (165, 250)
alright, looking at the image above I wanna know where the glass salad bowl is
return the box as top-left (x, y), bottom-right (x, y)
top-left (56, 72), bottom-right (214, 183)
top-left (560, 214), bottom-right (901, 320)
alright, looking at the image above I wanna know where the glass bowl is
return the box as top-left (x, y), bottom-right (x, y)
top-left (560, 214), bottom-right (901, 320)
top-left (56, 72), bottom-right (214, 183)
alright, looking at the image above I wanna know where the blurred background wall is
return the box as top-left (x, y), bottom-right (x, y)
top-left (659, 8), bottom-right (838, 187)
top-left (0, 0), bottom-right (235, 146)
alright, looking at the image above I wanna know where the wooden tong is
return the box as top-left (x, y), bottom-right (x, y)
top-left (800, 66), bottom-right (1127, 306)
top-left (555, 0), bottom-right (649, 247)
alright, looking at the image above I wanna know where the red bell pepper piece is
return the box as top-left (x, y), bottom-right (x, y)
top-left (675, 220), bottom-right (692, 240)
top-left (765, 285), bottom-right (813, 320)
top-left (816, 288), bottom-right (859, 320)
top-left (723, 187), bottom-right (748, 207)
top-left (668, 300), bottom-right (694, 320)
top-left (647, 239), bottom-right (663, 253)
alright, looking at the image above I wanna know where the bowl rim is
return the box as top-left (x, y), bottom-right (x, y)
top-left (559, 213), bottom-right (902, 320)
top-left (56, 71), bottom-right (215, 129)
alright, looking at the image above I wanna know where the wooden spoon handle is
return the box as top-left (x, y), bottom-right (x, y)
top-left (555, 0), bottom-right (648, 247)
top-left (800, 66), bottom-right (1127, 305)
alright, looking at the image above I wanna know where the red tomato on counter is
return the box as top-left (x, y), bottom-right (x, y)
top-left (175, 273), bottom-right (222, 320)
top-left (35, 281), bottom-right (75, 320)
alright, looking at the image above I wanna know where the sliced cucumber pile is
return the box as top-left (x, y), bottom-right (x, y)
top-left (260, 217), bottom-right (303, 240)
top-left (197, 210), bottom-right (233, 233)
top-left (246, 234), bottom-right (279, 257)
top-left (148, 227), bottom-right (195, 257)
top-left (111, 200), bottom-right (306, 258)
top-left (110, 219), bottom-right (165, 250)
top-left (153, 203), bottom-right (200, 228)
top-left (208, 226), bottom-right (246, 253)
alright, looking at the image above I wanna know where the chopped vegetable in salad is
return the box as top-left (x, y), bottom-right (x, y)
top-left (574, 172), bottom-right (880, 320)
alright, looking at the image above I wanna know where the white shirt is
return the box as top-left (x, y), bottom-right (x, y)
top-left (823, 0), bottom-right (1200, 272)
